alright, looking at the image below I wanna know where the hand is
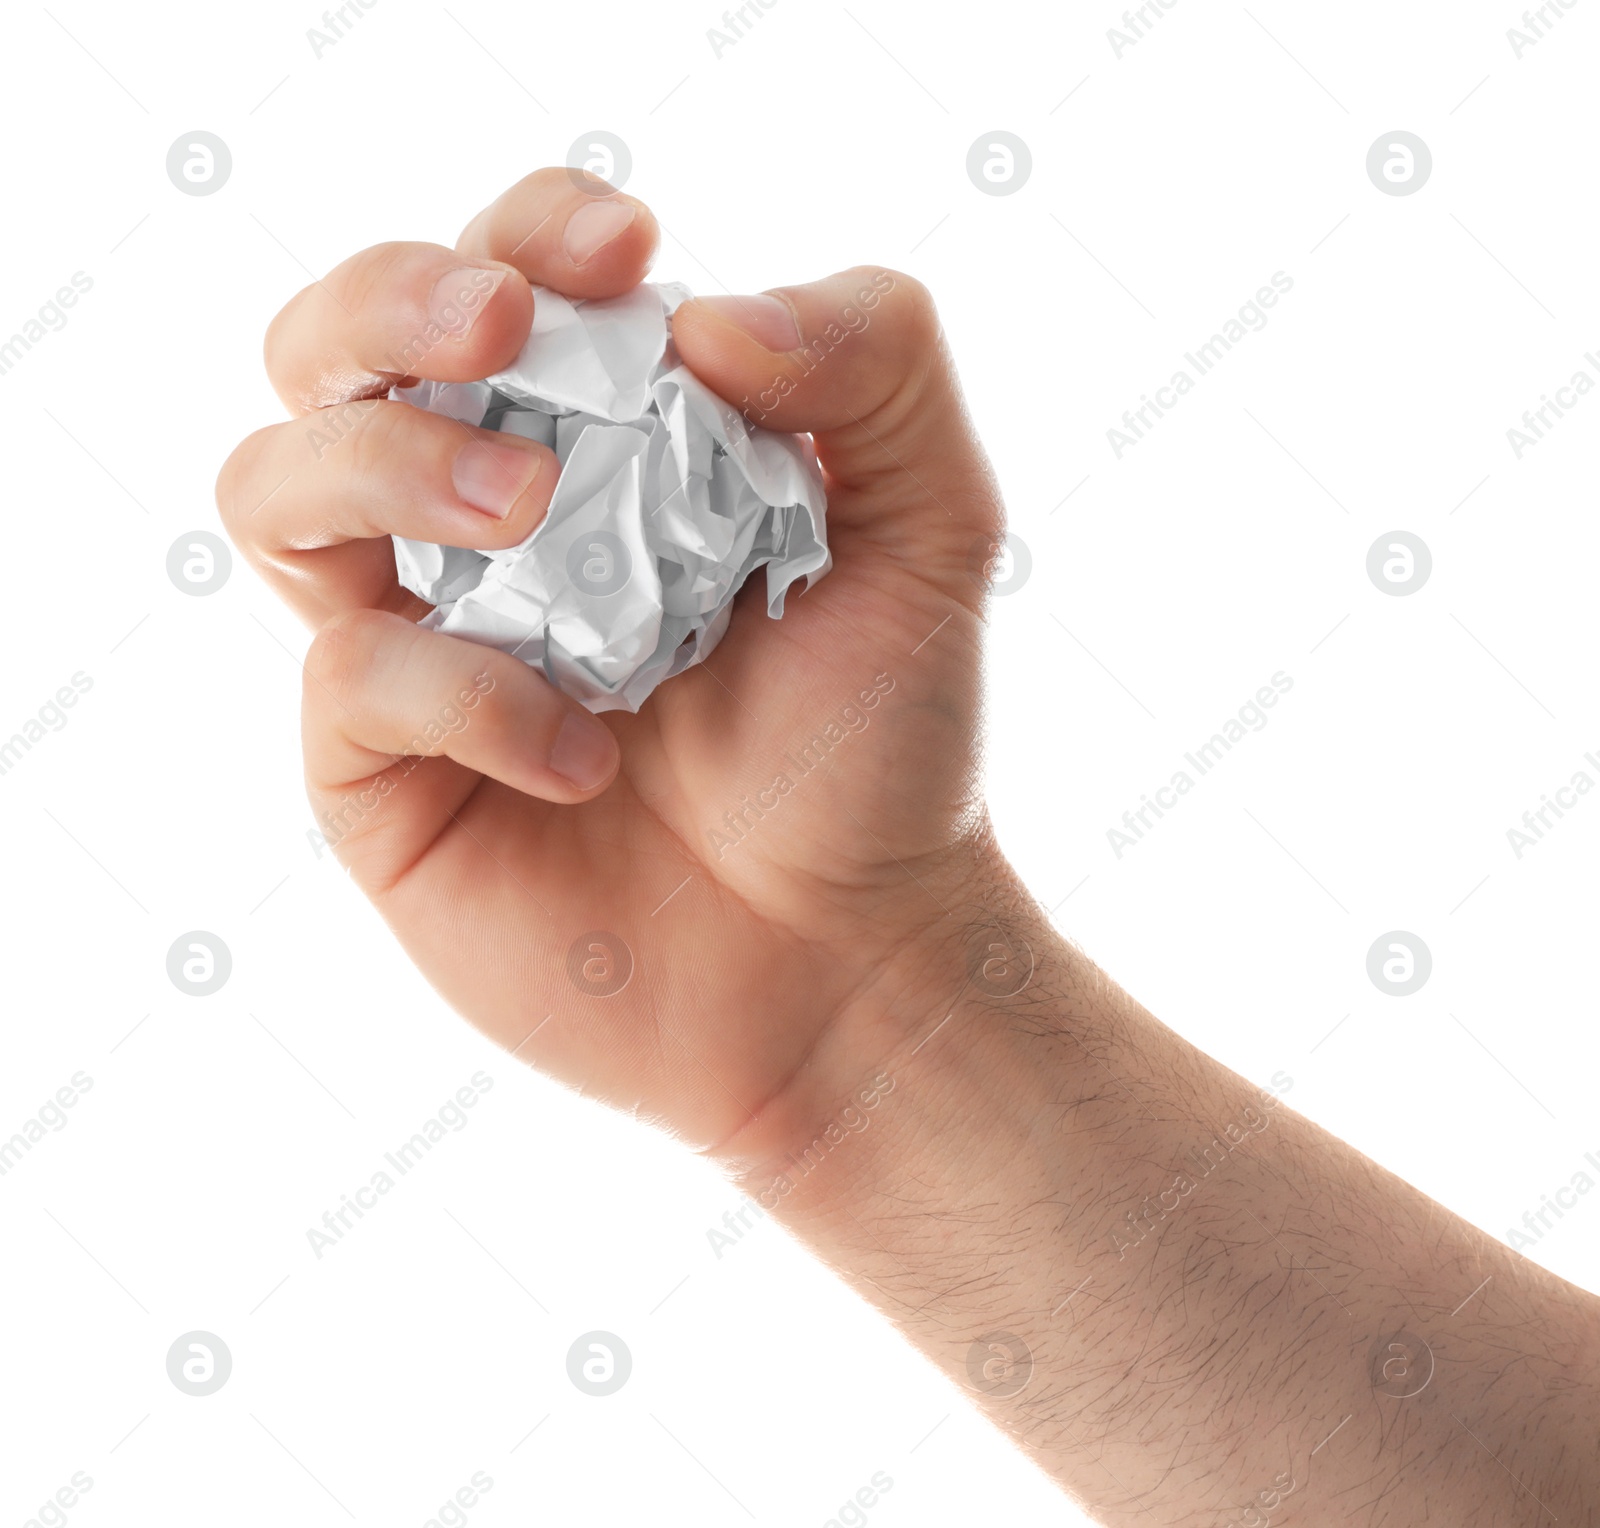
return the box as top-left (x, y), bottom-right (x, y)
top-left (219, 170), bottom-right (1600, 1526)
top-left (218, 168), bottom-right (1006, 1158)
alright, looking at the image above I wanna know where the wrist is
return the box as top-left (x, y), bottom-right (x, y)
top-left (711, 837), bottom-right (1073, 1220)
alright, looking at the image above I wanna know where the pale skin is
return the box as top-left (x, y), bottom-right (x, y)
top-left (219, 169), bottom-right (1600, 1524)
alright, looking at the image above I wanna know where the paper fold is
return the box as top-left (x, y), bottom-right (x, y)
top-left (391, 281), bottom-right (829, 713)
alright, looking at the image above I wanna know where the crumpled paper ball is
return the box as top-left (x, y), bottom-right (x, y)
top-left (390, 281), bottom-right (829, 713)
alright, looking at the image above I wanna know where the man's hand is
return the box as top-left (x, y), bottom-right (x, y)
top-left (218, 167), bottom-right (1003, 1157)
top-left (220, 169), bottom-right (1600, 1524)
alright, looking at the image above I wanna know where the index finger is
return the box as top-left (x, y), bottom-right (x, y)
top-left (264, 169), bottom-right (659, 414)
top-left (456, 167), bottom-right (659, 296)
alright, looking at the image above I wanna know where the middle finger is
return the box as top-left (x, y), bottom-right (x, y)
top-left (218, 400), bottom-right (558, 626)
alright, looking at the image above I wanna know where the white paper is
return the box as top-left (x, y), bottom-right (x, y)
top-left (390, 282), bottom-right (829, 713)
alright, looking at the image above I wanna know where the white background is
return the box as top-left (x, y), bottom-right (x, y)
top-left (2, 2), bottom-right (1598, 1524)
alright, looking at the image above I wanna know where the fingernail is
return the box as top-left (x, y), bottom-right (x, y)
top-left (452, 437), bottom-right (545, 519)
top-left (429, 265), bottom-right (508, 339)
top-left (549, 711), bottom-right (616, 790)
top-left (695, 294), bottom-right (801, 352)
top-left (563, 199), bottom-right (636, 265)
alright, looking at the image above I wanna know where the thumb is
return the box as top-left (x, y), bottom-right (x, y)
top-left (670, 267), bottom-right (1000, 536)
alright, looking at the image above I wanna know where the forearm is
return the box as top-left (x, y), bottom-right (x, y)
top-left (718, 851), bottom-right (1600, 1525)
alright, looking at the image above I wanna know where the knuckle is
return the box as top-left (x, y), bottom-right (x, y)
top-left (530, 165), bottom-right (579, 196)
top-left (840, 267), bottom-right (948, 423)
top-left (304, 607), bottom-right (389, 702)
top-left (265, 242), bottom-right (426, 408)
top-left (473, 168), bottom-right (617, 252)
top-left (337, 398), bottom-right (406, 495)
top-left (459, 665), bottom-right (518, 747)
top-left (262, 289), bottom-right (310, 387)
top-left (329, 241), bottom-right (419, 317)
top-left (214, 425), bottom-right (280, 537)
top-left (878, 269), bottom-right (941, 350)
